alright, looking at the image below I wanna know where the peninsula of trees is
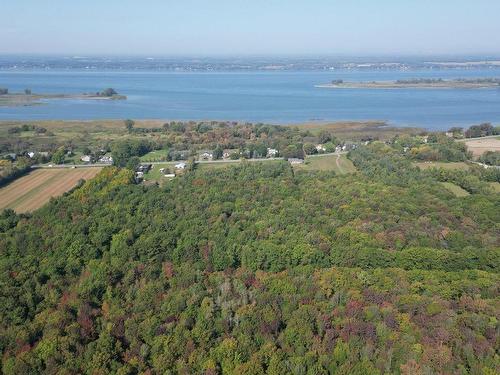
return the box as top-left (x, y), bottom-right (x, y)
top-left (0, 88), bottom-right (126, 107)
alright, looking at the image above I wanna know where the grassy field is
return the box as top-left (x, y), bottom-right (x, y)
top-left (440, 182), bottom-right (470, 197)
top-left (294, 154), bottom-right (356, 174)
top-left (489, 182), bottom-right (500, 193)
top-left (414, 161), bottom-right (470, 171)
top-left (294, 121), bottom-right (421, 141)
top-left (140, 149), bottom-right (170, 162)
top-left (0, 168), bottom-right (102, 213)
top-left (143, 163), bottom-right (178, 181)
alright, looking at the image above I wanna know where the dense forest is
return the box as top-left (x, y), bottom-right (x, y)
top-left (0, 143), bottom-right (499, 374)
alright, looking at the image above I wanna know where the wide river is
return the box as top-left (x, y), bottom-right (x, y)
top-left (1, 69), bottom-right (500, 130)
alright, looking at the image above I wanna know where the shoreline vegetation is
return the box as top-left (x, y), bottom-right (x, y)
top-left (0, 87), bottom-right (126, 107)
top-left (316, 77), bottom-right (500, 89)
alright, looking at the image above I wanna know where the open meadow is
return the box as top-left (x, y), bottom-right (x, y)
top-left (293, 154), bottom-right (356, 174)
top-left (0, 167), bottom-right (101, 213)
top-left (440, 181), bottom-right (470, 197)
top-left (295, 121), bottom-right (421, 141)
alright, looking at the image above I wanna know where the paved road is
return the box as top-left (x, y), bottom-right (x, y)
top-left (32, 152), bottom-right (348, 169)
top-left (31, 163), bottom-right (110, 169)
top-left (457, 135), bottom-right (500, 142)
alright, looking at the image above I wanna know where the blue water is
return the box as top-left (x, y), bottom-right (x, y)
top-left (1, 69), bottom-right (500, 130)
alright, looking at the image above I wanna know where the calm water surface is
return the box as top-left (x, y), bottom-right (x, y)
top-left (1, 69), bottom-right (500, 130)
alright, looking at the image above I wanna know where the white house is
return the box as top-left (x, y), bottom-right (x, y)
top-left (175, 162), bottom-right (186, 169)
top-left (315, 144), bottom-right (326, 152)
top-left (80, 155), bottom-right (91, 163)
top-left (200, 152), bottom-right (213, 160)
top-left (164, 173), bottom-right (175, 178)
top-left (288, 158), bottom-right (304, 165)
top-left (98, 155), bottom-right (113, 164)
top-left (27, 152), bottom-right (36, 158)
top-left (267, 148), bottom-right (279, 157)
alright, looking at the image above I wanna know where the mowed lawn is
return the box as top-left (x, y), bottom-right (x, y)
top-left (0, 168), bottom-right (101, 213)
top-left (295, 154), bottom-right (356, 174)
top-left (489, 182), bottom-right (500, 193)
top-left (440, 182), bottom-right (470, 197)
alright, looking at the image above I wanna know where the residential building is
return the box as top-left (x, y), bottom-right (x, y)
top-left (267, 148), bottom-right (279, 157)
top-left (175, 162), bottom-right (187, 169)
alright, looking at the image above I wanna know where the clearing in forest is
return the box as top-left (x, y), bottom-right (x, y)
top-left (295, 154), bottom-right (356, 174)
top-left (440, 182), bottom-right (470, 197)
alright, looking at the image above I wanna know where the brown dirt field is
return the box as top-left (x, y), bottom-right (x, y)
top-left (463, 137), bottom-right (500, 157)
top-left (0, 169), bottom-right (58, 206)
top-left (0, 168), bottom-right (101, 213)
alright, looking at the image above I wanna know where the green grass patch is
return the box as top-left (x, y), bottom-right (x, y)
top-left (140, 149), bottom-right (170, 162)
top-left (295, 154), bottom-right (356, 174)
top-left (488, 182), bottom-right (500, 193)
top-left (143, 163), bottom-right (177, 181)
top-left (440, 182), bottom-right (470, 197)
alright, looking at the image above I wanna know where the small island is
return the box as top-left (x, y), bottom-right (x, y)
top-left (0, 87), bottom-right (126, 107)
top-left (316, 78), bottom-right (500, 89)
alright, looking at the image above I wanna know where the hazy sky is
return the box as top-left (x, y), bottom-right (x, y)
top-left (2, 0), bottom-right (500, 56)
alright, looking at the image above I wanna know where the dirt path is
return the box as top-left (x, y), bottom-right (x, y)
top-left (336, 154), bottom-right (344, 174)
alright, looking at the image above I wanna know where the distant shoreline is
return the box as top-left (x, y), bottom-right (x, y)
top-left (316, 78), bottom-right (500, 90)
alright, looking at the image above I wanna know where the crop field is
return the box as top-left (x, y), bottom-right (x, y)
top-left (294, 154), bottom-right (356, 174)
top-left (462, 137), bottom-right (500, 157)
top-left (0, 168), bottom-right (102, 213)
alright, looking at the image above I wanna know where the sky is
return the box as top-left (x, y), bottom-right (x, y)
top-left (1, 0), bottom-right (500, 56)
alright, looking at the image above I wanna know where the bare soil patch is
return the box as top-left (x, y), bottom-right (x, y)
top-left (0, 168), bottom-right (101, 213)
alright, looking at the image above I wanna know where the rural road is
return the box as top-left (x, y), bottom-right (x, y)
top-left (32, 152), bottom-right (349, 169)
